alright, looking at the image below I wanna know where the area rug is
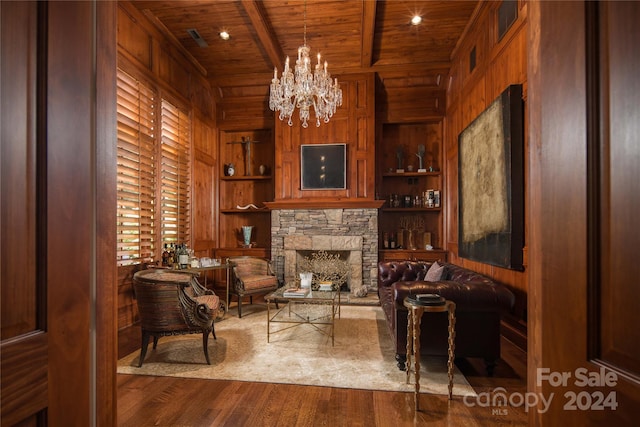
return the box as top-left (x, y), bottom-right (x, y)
top-left (117, 305), bottom-right (476, 397)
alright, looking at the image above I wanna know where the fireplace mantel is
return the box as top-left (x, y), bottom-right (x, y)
top-left (264, 199), bottom-right (385, 210)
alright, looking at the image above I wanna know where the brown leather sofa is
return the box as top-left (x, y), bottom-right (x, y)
top-left (378, 260), bottom-right (515, 375)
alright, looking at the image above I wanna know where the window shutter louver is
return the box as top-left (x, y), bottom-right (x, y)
top-left (160, 99), bottom-right (191, 247)
top-left (116, 68), bottom-right (192, 266)
top-left (116, 70), bottom-right (156, 266)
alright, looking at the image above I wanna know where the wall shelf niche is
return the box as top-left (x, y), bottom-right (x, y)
top-left (218, 129), bottom-right (274, 253)
top-left (377, 121), bottom-right (446, 261)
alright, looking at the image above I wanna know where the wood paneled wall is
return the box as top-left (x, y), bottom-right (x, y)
top-left (192, 111), bottom-right (218, 255)
top-left (272, 73), bottom-right (376, 203)
top-left (376, 70), bottom-right (448, 123)
top-left (216, 87), bottom-right (273, 131)
top-left (117, 2), bottom-right (214, 119)
top-left (445, 1), bottom-right (529, 347)
top-left (117, 2), bottom-right (217, 331)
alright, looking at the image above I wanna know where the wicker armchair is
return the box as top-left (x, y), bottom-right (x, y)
top-left (228, 256), bottom-right (279, 318)
top-left (133, 269), bottom-right (220, 367)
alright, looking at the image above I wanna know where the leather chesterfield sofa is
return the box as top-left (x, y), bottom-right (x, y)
top-left (378, 260), bottom-right (515, 375)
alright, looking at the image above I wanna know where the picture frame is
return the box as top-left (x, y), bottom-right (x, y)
top-left (300, 143), bottom-right (347, 190)
top-left (458, 84), bottom-right (524, 271)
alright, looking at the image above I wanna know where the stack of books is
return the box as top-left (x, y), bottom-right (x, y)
top-left (283, 287), bottom-right (310, 297)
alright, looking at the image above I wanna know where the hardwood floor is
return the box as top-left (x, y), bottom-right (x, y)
top-left (117, 300), bottom-right (528, 426)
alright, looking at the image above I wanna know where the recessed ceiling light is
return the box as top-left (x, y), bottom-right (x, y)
top-left (411, 15), bottom-right (422, 26)
top-left (219, 30), bottom-right (230, 40)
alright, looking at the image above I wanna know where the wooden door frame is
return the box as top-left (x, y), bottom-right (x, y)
top-left (528, 1), bottom-right (640, 424)
top-left (95, 1), bottom-right (118, 424)
top-left (1, 1), bottom-right (117, 425)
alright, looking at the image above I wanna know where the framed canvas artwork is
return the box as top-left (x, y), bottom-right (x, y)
top-left (458, 84), bottom-right (524, 271)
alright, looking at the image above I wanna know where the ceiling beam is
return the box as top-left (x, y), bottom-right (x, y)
top-left (240, 0), bottom-right (284, 69)
top-left (360, 0), bottom-right (377, 68)
top-left (211, 62), bottom-right (452, 91)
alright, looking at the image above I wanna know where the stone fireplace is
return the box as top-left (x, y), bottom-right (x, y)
top-left (270, 208), bottom-right (378, 296)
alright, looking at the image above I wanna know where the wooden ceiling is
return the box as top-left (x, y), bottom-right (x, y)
top-left (130, 0), bottom-right (478, 93)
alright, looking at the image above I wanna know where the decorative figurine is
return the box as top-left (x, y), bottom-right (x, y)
top-left (396, 146), bottom-right (404, 172)
top-left (416, 144), bottom-right (426, 172)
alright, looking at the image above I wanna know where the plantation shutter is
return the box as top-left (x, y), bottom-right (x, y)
top-left (160, 98), bottom-right (191, 246)
top-left (116, 70), bottom-right (156, 265)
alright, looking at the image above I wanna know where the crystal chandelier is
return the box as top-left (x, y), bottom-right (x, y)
top-left (269, 1), bottom-right (342, 128)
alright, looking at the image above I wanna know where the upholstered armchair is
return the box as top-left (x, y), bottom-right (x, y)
top-left (133, 269), bottom-right (220, 367)
top-left (228, 256), bottom-right (279, 318)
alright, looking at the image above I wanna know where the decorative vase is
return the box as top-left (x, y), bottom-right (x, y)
top-left (241, 225), bottom-right (253, 247)
top-left (407, 230), bottom-right (417, 250)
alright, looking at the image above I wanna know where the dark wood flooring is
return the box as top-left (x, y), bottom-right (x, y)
top-left (117, 298), bottom-right (528, 426)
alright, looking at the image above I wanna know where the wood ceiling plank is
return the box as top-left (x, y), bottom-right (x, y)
top-left (129, 0), bottom-right (478, 89)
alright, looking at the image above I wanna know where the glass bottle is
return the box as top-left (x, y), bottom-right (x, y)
top-left (168, 244), bottom-right (175, 267)
top-left (178, 243), bottom-right (189, 269)
top-left (162, 244), bottom-right (169, 266)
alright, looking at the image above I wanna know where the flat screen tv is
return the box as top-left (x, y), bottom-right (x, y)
top-left (300, 143), bottom-right (347, 190)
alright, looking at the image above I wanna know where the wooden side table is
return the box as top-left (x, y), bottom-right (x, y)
top-left (403, 295), bottom-right (456, 410)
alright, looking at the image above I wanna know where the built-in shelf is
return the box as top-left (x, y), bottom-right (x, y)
top-left (219, 129), bottom-right (274, 249)
top-left (220, 208), bottom-right (270, 214)
top-left (220, 175), bottom-right (271, 181)
top-left (382, 171), bottom-right (441, 177)
top-left (377, 121), bottom-right (444, 251)
top-left (381, 207), bottom-right (442, 212)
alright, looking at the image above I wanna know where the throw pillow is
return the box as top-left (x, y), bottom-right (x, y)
top-left (425, 261), bottom-right (445, 282)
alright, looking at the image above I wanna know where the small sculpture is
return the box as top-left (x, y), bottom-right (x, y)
top-left (396, 146), bottom-right (404, 171)
top-left (352, 285), bottom-right (369, 298)
top-left (416, 144), bottom-right (426, 171)
top-left (400, 215), bottom-right (425, 251)
top-left (228, 136), bottom-right (260, 176)
top-left (242, 137), bottom-right (252, 176)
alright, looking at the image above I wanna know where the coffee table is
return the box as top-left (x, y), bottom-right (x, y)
top-left (264, 286), bottom-right (340, 346)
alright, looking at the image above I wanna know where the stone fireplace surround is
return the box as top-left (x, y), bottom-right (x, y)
top-left (270, 208), bottom-right (379, 296)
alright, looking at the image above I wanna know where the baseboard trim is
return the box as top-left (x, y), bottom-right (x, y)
top-left (501, 318), bottom-right (527, 352)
